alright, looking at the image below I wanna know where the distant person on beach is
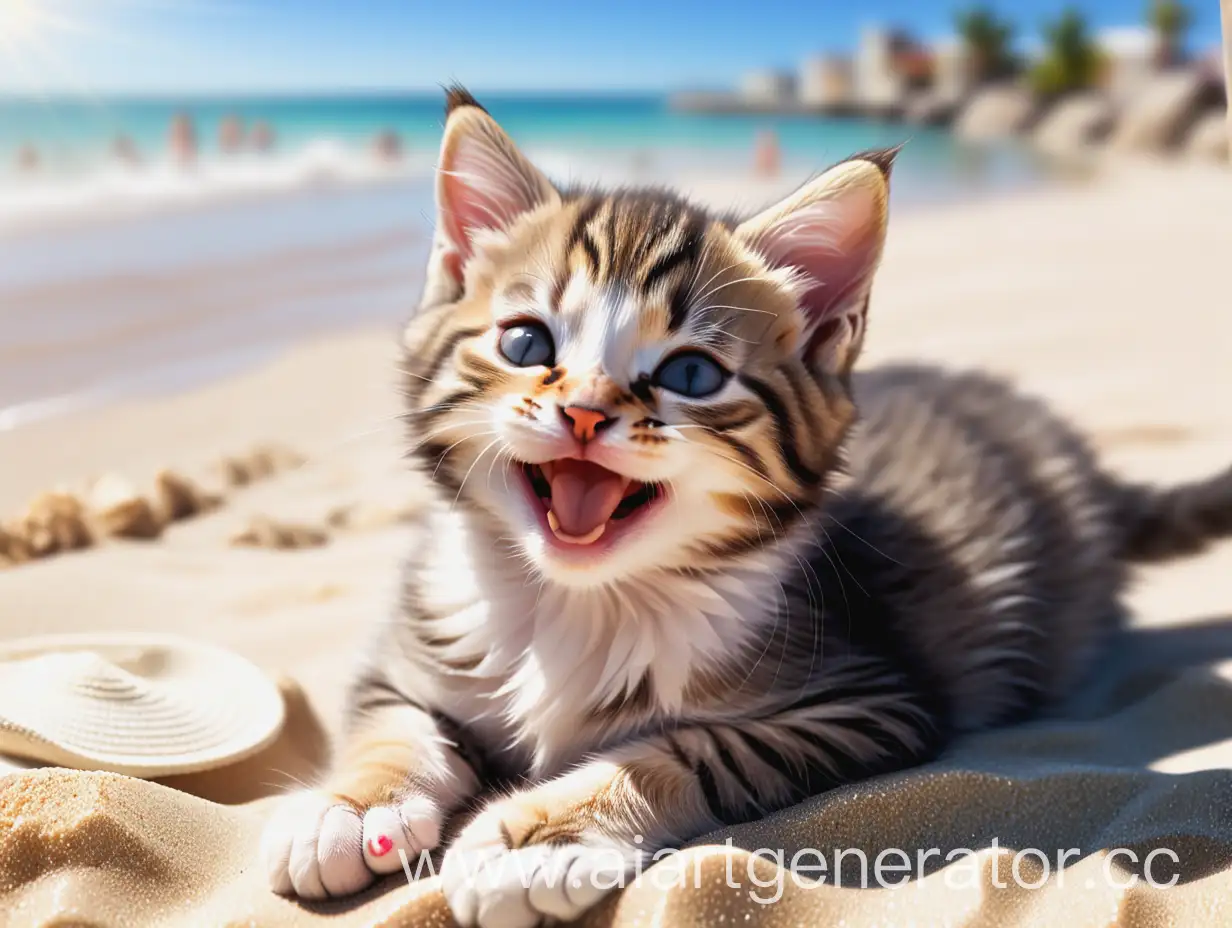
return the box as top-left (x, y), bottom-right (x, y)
top-left (754, 129), bottom-right (781, 177)
top-left (373, 130), bottom-right (403, 163)
top-left (249, 121), bottom-right (275, 153)
top-left (169, 113), bottom-right (197, 166)
top-left (15, 144), bottom-right (40, 173)
top-left (111, 135), bottom-right (141, 167)
top-left (218, 115), bottom-right (244, 154)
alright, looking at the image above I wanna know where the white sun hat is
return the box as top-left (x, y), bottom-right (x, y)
top-left (0, 632), bottom-right (285, 778)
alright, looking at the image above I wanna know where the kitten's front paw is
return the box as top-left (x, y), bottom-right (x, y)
top-left (441, 805), bottom-right (638, 928)
top-left (261, 789), bottom-right (442, 899)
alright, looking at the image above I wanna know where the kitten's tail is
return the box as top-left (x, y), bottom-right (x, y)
top-left (1113, 464), bottom-right (1232, 564)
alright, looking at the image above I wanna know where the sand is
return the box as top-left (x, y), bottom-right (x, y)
top-left (1, 159), bottom-right (1231, 927)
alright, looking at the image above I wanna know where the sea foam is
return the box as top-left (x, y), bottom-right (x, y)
top-left (0, 140), bottom-right (437, 235)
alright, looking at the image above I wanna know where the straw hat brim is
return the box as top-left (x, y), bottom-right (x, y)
top-left (0, 632), bottom-right (285, 778)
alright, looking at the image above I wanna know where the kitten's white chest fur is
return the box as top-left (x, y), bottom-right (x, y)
top-left (413, 507), bottom-right (788, 776)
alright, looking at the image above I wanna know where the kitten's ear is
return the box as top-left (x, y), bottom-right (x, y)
top-left (433, 87), bottom-right (559, 289)
top-left (735, 149), bottom-right (895, 373)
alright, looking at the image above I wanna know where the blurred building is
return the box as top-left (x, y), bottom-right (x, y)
top-left (738, 69), bottom-right (797, 106)
top-left (902, 37), bottom-right (974, 126)
top-left (1097, 26), bottom-right (1162, 105)
top-left (931, 38), bottom-right (975, 103)
top-left (854, 26), bottom-right (932, 112)
top-left (798, 55), bottom-right (854, 109)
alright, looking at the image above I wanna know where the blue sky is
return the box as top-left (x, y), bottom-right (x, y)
top-left (0, 0), bottom-right (1223, 95)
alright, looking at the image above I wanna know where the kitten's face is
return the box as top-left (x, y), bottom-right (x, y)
top-left (405, 91), bottom-right (891, 589)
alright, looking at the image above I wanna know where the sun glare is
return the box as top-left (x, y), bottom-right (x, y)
top-left (0, 0), bottom-right (118, 91)
top-left (0, 0), bottom-right (40, 42)
top-left (2, 1), bottom-right (231, 91)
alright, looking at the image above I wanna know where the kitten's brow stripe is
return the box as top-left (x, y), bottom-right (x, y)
top-left (667, 284), bottom-right (692, 332)
top-left (604, 199), bottom-right (619, 279)
top-left (565, 198), bottom-right (603, 276)
top-left (644, 215), bottom-right (704, 294)
top-left (634, 201), bottom-right (678, 267)
top-left (580, 233), bottom-right (602, 275)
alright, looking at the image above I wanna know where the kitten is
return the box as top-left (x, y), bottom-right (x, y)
top-left (262, 88), bottom-right (1232, 926)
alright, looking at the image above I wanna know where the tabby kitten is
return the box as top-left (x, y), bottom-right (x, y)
top-left (262, 88), bottom-right (1232, 927)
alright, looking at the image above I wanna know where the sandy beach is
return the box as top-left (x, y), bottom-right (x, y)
top-left (2, 158), bottom-right (1232, 926)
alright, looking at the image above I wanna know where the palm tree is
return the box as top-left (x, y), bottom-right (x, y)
top-left (1148, 0), bottom-right (1191, 68)
top-left (1030, 7), bottom-right (1102, 97)
top-left (954, 6), bottom-right (1018, 83)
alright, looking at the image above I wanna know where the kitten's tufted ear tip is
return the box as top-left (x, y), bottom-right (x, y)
top-left (443, 84), bottom-right (487, 119)
top-left (842, 144), bottom-right (904, 180)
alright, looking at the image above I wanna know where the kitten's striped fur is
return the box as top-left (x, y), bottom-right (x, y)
top-left (263, 88), bottom-right (1232, 924)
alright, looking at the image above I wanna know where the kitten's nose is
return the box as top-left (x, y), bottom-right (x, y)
top-left (559, 406), bottom-right (617, 444)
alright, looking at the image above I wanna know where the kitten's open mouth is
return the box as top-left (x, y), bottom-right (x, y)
top-left (521, 460), bottom-right (664, 548)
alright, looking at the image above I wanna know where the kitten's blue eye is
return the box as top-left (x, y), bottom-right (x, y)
top-left (499, 323), bottom-right (555, 367)
top-left (653, 351), bottom-right (728, 398)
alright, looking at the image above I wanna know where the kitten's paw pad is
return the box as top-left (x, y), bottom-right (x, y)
top-left (262, 792), bottom-right (442, 898)
top-left (442, 841), bottom-right (630, 928)
top-left (262, 791), bottom-right (369, 899)
top-left (361, 794), bottom-right (441, 875)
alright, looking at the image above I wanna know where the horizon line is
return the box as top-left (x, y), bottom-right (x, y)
top-left (0, 86), bottom-right (694, 102)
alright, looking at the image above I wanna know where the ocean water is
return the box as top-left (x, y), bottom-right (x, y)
top-left (0, 94), bottom-right (1047, 228)
top-left (0, 94), bottom-right (1050, 431)
top-left (0, 92), bottom-right (1030, 169)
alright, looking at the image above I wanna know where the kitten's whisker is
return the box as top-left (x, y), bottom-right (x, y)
top-left (306, 414), bottom-right (409, 459)
top-left (266, 769), bottom-right (315, 792)
top-left (488, 445), bottom-right (517, 495)
top-left (398, 366), bottom-right (434, 383)
top-left (697, 302), bottom-right (776, 318)
top-left (689, 258), bottom-right (746, 304)
top-left (694, 275), bottom-right (769, 306)
top-left (403, 420), bottom-right (498, 456)
top-left (452, 438), bottom-right (506, 510)
top-left (427, 431), bottom-right (500, 481)
top-left (821, 509), bottom-right (907, 567)
top-left (812, 521), bottom-right (866, 602)
top-left (730, 566), bottom-right (790, 695)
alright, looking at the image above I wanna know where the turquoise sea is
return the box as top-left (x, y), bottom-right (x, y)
top-left (0, 93), bottom-right (1045, 197)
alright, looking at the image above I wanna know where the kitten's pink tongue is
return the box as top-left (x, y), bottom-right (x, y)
top-left (547, 460), bottom-right (628, 542)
